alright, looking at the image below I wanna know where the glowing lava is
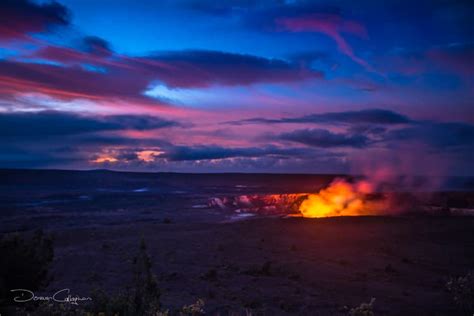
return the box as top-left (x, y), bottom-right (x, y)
top-left (207, 178), bottom-right (389, 218)
top-left (299, 178), bottom-right (376, 218)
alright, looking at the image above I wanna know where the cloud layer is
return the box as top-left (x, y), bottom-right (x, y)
top-left (0, 0), bottom-right (70, 40)
top-left (0, 0), bottom-right (472, 174)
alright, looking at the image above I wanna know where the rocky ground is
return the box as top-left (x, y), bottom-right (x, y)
top-left (1, 170), bottom-right (474, 315)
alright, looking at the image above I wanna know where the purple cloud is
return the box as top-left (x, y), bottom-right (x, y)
top-left (0, 0), bottom-right (69, 40)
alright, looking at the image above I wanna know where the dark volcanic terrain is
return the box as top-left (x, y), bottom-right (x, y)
top-left (1, 169), bottom-right (474, 315)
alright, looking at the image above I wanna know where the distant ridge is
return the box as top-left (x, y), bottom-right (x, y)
top-left (0, 168), bottom-right (345, 177)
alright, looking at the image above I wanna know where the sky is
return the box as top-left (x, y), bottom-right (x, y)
top-left (0, 0), bottom-right (473, 174)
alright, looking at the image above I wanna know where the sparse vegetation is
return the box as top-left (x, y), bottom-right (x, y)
top-left (0, 230), bottom-right (54, 304)
top-left (86, 237), bottom-right (163, 316)
top-left (1, 233), bottom-right (209, 316)
top-left (349, 298), bottom-right (376, 316)
top-left (446, 271), bottom-right (474, 313)
top-left (180, 298), bottom-right (205, 315)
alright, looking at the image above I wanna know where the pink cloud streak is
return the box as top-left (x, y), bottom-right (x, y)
top-left (277, 14), bottom-right (375, 72)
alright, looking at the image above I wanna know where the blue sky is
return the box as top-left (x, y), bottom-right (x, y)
top-left (0, 0), bottom-right (473, 174)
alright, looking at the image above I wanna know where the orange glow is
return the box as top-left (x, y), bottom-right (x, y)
top-left (260, 193), bottom-right (307, 206)
top-left (91, 156), bottom-right (118, 163)
top-left (136, 150), bottom-right (163, 162)
top-left (299, 178), bottom-right (378, 218)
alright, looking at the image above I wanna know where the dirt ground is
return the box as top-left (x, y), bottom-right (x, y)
top-left (43, 216), bottom-right (474, 315)
top-left (1, 170), bottom-right (473, 315)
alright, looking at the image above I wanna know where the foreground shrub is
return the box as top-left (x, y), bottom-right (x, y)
top-left (349, 298), bottom-right (376, 316)
top-left (87, 238), bottom-right (162, 316)
top-left (0, 230), bottom-right (54, 303)
top-left (6, 236), bottom-right (207, 315)
top-left (446, 271), bottom-right (474, 313)
top-left (180, 298), bottom-right (205, 315)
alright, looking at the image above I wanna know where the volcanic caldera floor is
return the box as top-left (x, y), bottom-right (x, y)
top-left (43, 216), bottom-right (474, 315)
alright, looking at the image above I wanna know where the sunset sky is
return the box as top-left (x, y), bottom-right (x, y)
top-left (0, 0), bottom-right (473, 174)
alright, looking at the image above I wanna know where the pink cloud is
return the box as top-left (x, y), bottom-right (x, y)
top-left (277, 14), bottom-right (375, 72)
top-left (428, 43), bottom-right (474, 77)
top-left (0, 46), bottom-right (324, 114)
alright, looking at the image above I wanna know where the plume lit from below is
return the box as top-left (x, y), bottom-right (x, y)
top-left (298, 178), bottom-right (379, 218)
top-left (207, 178), bottom-right (391, 218)
top-left (207, 176), bottom-right (474, 219)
